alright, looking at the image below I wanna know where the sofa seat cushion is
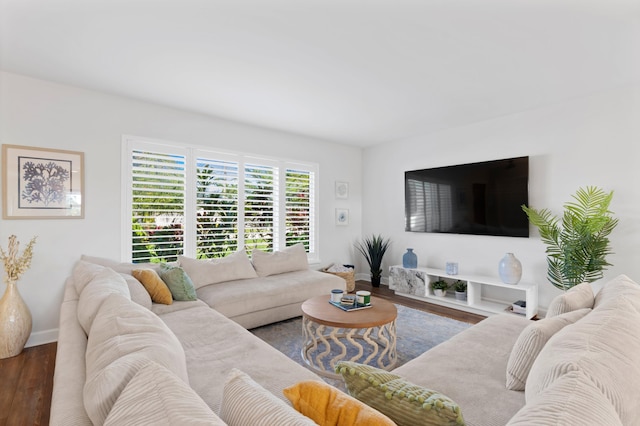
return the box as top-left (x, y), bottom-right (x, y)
top-left (84, 293), bottom-right (189, 425)
top-left (526, 291), bottom-right (640, 424)
top-left (157, 303), bottom-right (322, 414)
top-left (393, 313), bottom-right (531, 426)
top-left (104, 361), bottom-right (226, 426)
top-left (196, 270), bottom-right (345, 321)
top-left (507, 370), bottom-right (622, 426)
top-left (506, 308), bottom-right (591, 390)
top-left (545, 282), bottom-right (594, 317)
top-left (220, 369), bottom-right (316, 426)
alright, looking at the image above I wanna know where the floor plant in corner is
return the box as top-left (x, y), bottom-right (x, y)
top-left (355, 234), bottom-right (391, 287)
top-left (522, 186), bottom-right (618, 291)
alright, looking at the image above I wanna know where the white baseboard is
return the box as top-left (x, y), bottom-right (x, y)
top-left (25, 328), bottom-right (58, 348)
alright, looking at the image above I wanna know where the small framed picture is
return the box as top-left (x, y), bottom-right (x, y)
top-left (2, 144), bottom-right (84, 219)
top-left (335, 208), bottom-right (349, 226)
top-left (335, 181), bottom-right (349, 199)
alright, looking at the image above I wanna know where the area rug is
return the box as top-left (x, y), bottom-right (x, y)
top-left (250, 304), bottom-right (472, 387)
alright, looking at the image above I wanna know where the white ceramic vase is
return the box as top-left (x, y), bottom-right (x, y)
top-left (498, 253), bottom-right (522, 285)
top-left (0, 280), bottom-right (32, 359)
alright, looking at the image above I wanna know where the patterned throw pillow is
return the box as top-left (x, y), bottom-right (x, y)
top-left (158, 263), bottom-right (197, 301)
top-left (335, 361), bottom-right (465, 426)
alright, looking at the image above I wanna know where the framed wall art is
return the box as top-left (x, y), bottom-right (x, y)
top-left (335, 181), bottom-right (349, 199)
top-left (335, 208), bottom-right (349, 226)
top-left (2, 144), bottom-right (84, 219)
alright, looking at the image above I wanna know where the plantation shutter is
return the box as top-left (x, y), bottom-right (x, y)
top-left (244, 163), bottom-right (277, 252)
top-left (124, 137), bottom-right (318, 263)
top-left (285, 168), bottom-right (313, 251)
top-left (130, 149), bottom-right (186, 262)
top-left (195, 157), bottom-right (239, 258)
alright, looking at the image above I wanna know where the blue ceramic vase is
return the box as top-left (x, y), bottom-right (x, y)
top-left (402, 248), bottom-right (418, 269)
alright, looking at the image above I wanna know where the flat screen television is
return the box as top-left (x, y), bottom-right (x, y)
top-left (405, 156), bottom-right (529, 237)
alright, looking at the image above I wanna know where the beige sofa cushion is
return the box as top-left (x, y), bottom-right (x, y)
top-left (121, 273), bottom-right (152, 310)
top-left (545, 282), bottom-right (594, 317)
top-left (73, 260), bottom-right (108, 294)
top-left (506, 308), bottom-right (591, 390)
top-left (84, 293), bottom-right (188, 425)
top-left (220, 369), bottom-right (316, 426)
top-left (104, 361), bottom-right (225, 426)
top-left (80, 254), bottom-right (162, 275)
top-left (251, 243), bottom-right (308, 277)
top-left (507, 370), bottom-right (622, 425)
top-left (526, 293), bottom-right (640, 424)
top-left (77, 267), bottom-right (130, 334)
top-left (594, 274), bottom-right (640, 309)
top-left (178, 249), bottom-right (257, 289)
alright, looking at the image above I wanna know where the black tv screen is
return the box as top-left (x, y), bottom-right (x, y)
top-left (405, 156), bottom-right (529, 237)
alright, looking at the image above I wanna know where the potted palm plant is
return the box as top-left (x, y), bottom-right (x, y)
top-left (522, 186), bottom-right (618, 291)
top-left (354, 234), bottom-right (391, 287)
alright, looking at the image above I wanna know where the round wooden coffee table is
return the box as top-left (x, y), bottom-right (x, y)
top-left (301, 295), bottom-right (397, 378)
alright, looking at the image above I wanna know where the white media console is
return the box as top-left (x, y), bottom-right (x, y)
top-left (389, 265), bottom-right (538, 319)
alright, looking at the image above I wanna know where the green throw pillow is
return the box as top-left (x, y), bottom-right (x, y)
top-left (158, 263), bottom-right (197, 301)
top-left (335, 361), bottom-right (465, 426)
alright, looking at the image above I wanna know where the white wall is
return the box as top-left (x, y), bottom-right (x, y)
top-left (362, 85), bottom-right (640, 311)
top-left (0, 71), bottom-right (363, 346)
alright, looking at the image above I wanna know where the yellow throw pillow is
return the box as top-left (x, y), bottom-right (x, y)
top-left (336, 361), bottom-right (465, 426)
top-left (132, 269), bottom-right (173, 305)
top-left (283, 380), bottom-right (396, 426)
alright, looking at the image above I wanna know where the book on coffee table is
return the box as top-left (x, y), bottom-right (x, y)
top-left (328, 300), bottom-right (372, 312)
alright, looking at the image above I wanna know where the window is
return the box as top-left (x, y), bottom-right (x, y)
top-left (123, 136), bottom-right (318, 263)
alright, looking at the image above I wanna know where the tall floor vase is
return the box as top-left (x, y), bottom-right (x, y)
top-left (0, 280), bottom-right (32, 359)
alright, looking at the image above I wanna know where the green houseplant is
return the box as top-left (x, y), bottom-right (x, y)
top-left (453, 280), bottom-right (467, 301)
top-left (354, 234), bottom-right (391, 287)
top-left (431, 279), bottom-right (449, 297)
top-left (521, 186), bottom-right (618, 291)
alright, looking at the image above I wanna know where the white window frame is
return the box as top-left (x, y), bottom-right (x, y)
top-left (121, 135), bottom-right (319, 263)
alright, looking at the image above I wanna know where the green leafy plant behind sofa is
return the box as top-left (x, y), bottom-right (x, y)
top-left (522, 186), bottom-right (618, 291)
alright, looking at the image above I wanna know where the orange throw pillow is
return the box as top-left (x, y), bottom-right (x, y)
top-left (132, 269), bottom-right (173, 305)
top-left (283, 380), bottom-right (396, 426)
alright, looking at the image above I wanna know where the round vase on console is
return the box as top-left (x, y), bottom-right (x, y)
top-left (0, 279), bottom-right (32, 359)
top-left (402, 248), bottom-right (418, 269)
top-left (498, 253), bottom-right (522, 285)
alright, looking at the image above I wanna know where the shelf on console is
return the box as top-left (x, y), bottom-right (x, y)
top-left (388, 265), bottom-right (538, 319)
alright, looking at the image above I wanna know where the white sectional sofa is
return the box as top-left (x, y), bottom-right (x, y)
top-left (51, 245), bottom-right (640, 426)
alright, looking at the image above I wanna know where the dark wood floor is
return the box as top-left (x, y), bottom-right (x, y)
top-left (0, 341), bottom-right (56, 426)
top-left (0, 281), bottom-right (484, 425)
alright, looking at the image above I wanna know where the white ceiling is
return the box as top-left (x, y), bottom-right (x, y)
top-left (1, 0), bottom-right (639, 147)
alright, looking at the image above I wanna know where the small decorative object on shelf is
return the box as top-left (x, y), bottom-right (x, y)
top-left (0, 235), bottom-right (37, 359)
top-left (511, 300), bottom-right (527, 315)
top-left (446, 262), bottom-right (458, 275)
top-left (402, 248), bottom-right (417, 269)
top-left (499, 252), bottom-right (522, 285)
